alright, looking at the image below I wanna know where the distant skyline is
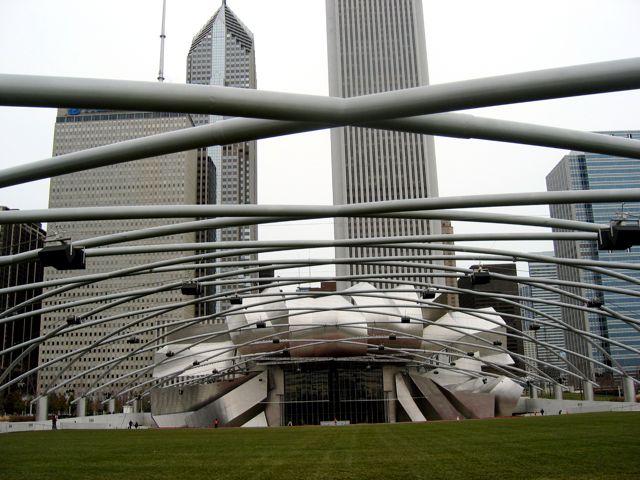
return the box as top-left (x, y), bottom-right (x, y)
top-left (1, 0), bottom-right (640, 276)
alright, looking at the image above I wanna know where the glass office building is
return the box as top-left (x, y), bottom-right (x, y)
top-left (547, 131), bottom-right (640, 381)
top-left (186, 1), bottom-right (257, 314)
top-left (520, 255), bottom-right (567, 376)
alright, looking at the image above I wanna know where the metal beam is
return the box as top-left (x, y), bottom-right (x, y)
top-left (2, 58), bottom-right (640, 120)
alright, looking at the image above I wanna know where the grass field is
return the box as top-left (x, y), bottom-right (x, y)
top-left (1, 413), bottom-right (639, 480)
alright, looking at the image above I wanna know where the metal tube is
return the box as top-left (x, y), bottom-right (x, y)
top-left (2, 57), bottom-right (640, 120)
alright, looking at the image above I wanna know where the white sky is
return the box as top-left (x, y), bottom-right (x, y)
top-left (1, 0), bottom-right (640, 276)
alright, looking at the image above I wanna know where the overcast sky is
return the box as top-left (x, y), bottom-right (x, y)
top-left (1, 0), bottom-right (640, 276)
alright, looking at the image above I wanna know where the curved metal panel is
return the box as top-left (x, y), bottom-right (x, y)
top-left (287, 296), bottom-right (368, 357)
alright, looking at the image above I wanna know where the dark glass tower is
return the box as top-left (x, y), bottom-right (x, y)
top-left (547, 131), bottom-right (640, 383)
top-left (0, 208), bottom-right (45, 400)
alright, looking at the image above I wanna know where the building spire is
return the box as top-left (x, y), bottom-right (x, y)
top-left (157, 0), bottom-right (167, 82)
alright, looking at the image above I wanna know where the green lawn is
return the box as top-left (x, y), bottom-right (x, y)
top-left (1, 413), bottom-right (638, 480)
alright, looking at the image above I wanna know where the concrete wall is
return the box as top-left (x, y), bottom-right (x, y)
top-left (0, 413), bottom-right (154, 434)
top-left (514, 397), bottom-right (640, 416)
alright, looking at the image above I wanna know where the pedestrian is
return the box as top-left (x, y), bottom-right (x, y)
top-left (52, 414), bottom-right (58, 430)
top-left (214, 418), bottom-right (219, 428)
top-left (134, 421), bottom-right (139, 429)
top-left (128, 420), bottom-right (133, 429)
top-left (540, 408), bottom-right (545, 416)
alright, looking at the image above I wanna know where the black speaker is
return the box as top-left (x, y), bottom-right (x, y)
top-left (421, 288), bottom-right (436, 299)
top-left (181, 281), bottom-right (202, 295)
top-left (470, 269), bottom-right (491, 285)
top-left (39, 244), bottom-right (86, 270)
top-left (587, 298), bottom-right (603, 308)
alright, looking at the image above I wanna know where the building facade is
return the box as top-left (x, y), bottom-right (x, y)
top-left (186, 1), bottom-right (257, 313)
top-left (0, 208), bottom-right (46, 397)
top-left (326, 0), bottom-right (441, 290)
top-left (36, 109), bottom-right (199, 400)
top-left (150, 284), bottom-right (521, 427)
top-left (547, 131), bottom-right (640, 382)
top-left (519, 255), bottom-right (567, 377)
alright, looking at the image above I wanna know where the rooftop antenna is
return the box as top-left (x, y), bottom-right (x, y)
top-left (157, 0), bottom-right (167, 82)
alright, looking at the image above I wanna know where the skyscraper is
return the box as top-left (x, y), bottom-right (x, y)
top-left (326, 0), bottom-right (441, 290)
top-left (520, 255), bottom-right (567, 376)
top-left (186, 1), bottom-right (257, 244)
top-left (547, 131), bottom-right (640, 383)
top-left (186, 1), bottom-right (257, 311)
top-left (36, 109), bottom-right (199, 398)
top-left (0, 207), bottom-right (45, 398)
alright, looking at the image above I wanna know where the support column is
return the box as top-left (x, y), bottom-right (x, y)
top-left (530, 384), bottom-right (538, 399)
top-left (107, 398), bottom-right (116, 414)
top-left (623, 376), bottom-right (636, 403)
top-left (386, 392), bottom-right (397, 423)
top-left (583, 382), bottom-right (594, 401)
top-left (35, 396), bottom-right (48, 422)
top-left (554, 384), bottom-right (563, 400)
top-left (131, 398), bottom-right (139, 414)
top-left (76, 397), bottom-right (87, 417)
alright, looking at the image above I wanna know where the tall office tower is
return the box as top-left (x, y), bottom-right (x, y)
top-left (457, 263), bottom-right (525, 366)
top-left (36, 109), bottom-right (199, 399)
top-left (519, 255), bottom-right (567, 376)
top-left (326, 0), bottom-right (441, 291)
top-left (547, 131), bottom-right (640, 383)
top-left (186, 1), bottom-right (257, 312)
top-left (0, 208), bottom-right (46, 398)
top-left (439, 220), bottom-right (459, 308)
